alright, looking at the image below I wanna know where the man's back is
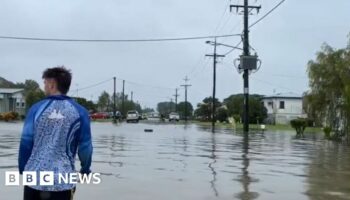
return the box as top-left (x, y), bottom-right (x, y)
top-left (19, 95), bottom-right (93, 191)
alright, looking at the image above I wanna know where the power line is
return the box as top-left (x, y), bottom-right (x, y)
top-left (70, 78), bottom-right (112, 93)
top-left (213, 0), bottom-right (232, 34)
top-left (0, 34), bottom-right (241, 43)
top-left (223, 0), bottom-right (286, 56)
top-left (183, 0), bottom-right (236, 82)
top-left (189, 57), bottom-right (211, 81)
top-left (249, 0), bottom-right (286, 28)
top-left (224, 39), bottom-right (243, 56)
top-left (115, 77), bottom-right (174, 91)
top-left (251, 77), bottom-right (299, 93)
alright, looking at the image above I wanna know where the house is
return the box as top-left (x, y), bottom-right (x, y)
top-left (262, 93), bottom-right (306, 125)
top-left (0, 88), bottom-right (25, 115)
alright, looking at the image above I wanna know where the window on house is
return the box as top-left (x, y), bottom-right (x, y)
top-left (279, 101), bottom-right (285, 109)
top-left (22, 102), bottom-right (25, 108)
top-left (16, 102), bottom-right (20, 107)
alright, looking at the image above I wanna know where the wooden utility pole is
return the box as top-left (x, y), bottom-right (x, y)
top-left (181, 77), bottom-right (191, 122)
top-left (113, 77), bottom-right (117, 123)
top-left (173, 88), bottom-right (179, 112)
top-left (230, 0), bottom-right (261, 133)
top-left (206, 38), bottom-right (225, 132)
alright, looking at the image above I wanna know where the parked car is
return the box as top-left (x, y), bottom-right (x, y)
top-left (90, 112), bottom-right (109, 120)
top-left (147, 112), bottom-right (161, 122)
top-left (169, 112), bottom-right (180, 122)
top-left (126, 110), bottom-right (139, 123)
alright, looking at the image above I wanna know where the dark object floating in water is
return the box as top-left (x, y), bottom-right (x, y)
top-left (144, 129), bottom-right (153, 132)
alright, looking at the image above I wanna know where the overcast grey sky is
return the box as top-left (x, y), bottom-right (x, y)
top-left (1, 0), bottom-right (350, 109)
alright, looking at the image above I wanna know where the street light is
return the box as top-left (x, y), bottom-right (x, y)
top-left (206, 41), bottom-right (243, 50)
top-left (205, 39), bottom-right (226, 133)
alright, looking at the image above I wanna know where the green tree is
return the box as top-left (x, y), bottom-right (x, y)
top-left (25, 90), bottom-right (45, 112)
top-left (142, 107), bottom-right (155, 113)
top-left (73, 97), bottom-right (97, 112)
top-left (21, 80), bottom-right (45, 113)
top-left (224, 94), bottom-right (267, 124)
top-left (306, 41), bottom-right (350, 140)
top-left (194, 97), bottom-right (221, 121)
top-left (177, 101), bottom-right (193, 120)
top-left (24, 80), bottom-right (40, 94)
top-left (216, 107), bottom-right (229, 123)
top-left (108, 92), bottom-right (141, 117)
top-left (97, 91), bottom-right (110, 112)
top-left (124, 100), bottom-right (142, 114)
top-left (157, 102), bottom-right (176, 116)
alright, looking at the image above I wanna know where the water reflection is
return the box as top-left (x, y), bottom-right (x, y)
top-left (208, 134), bottom-right (218, 197)
top-left (235, 133), bottom-right (259, 200)
top-left (306, 142), bottom-right (350, 200)
top-left (1, 122), bottom-right (350, 200)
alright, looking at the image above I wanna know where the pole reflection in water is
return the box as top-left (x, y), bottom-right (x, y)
top-left (208, 133), bottom-right (218, 197)
top-left (236, 133), bottom-right (259, 200)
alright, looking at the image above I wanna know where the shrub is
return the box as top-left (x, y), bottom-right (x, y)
top-left (323, 126), bottom-right (332, 139)
top-left (216, 107), bottom-right (229, 123)
top-left (290, 118), bottom-right (308, 136)
top-left (232, 114), bottom-right (241, 124)
top-left (10, 112), bottom-right (19, 120)
top-left (2, 112), bottom-right (18, 122)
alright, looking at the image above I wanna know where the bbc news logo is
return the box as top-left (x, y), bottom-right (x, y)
top-left (5, 171), bottom-right (101, 186)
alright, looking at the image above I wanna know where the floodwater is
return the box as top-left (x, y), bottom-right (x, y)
top-left (0, 122), bottom-right (350, 200)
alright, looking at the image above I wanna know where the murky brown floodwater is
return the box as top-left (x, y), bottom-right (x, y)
top-left (1, 122), bottom-right (349, 200)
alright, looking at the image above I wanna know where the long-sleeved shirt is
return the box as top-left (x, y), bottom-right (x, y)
top-left (18, 95), bottom-right (93, 191)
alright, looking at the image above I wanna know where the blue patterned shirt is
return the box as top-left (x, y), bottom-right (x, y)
top-left (18, 95), bottom-right (93, 191)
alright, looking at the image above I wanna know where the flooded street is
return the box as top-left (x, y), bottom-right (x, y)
top-left (1, 122), bottom-right (350, 200)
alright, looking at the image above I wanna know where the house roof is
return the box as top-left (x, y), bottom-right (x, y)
top-left (262, 92), bottom-right (302, 100)
top-left (0, 88), bottom-right (24, 94)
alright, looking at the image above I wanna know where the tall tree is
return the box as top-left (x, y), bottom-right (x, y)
top-left (21, 80), bottom-right (45, 113)
top-left (97, 91), bottom-right (110, 112)
top-left (73, 97), bottom-right (97, 112)
top-left (25, 90), bottom-right (45, 112)
top-left (177, 101), bottom-right (193, 119)
top-left (194, 97), bottom-right (221, 121)
top-left (306, 42), bottom-right (350, 140)
top-left (224, 94), bottom-right (267, 124)
top-left (157, 102), bottom-right (176, 116)
top-left (142, 107), bottom-right (155, 113)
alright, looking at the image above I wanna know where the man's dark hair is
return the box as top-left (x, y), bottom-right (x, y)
top-left (42, 66), bottom-right (72, 95)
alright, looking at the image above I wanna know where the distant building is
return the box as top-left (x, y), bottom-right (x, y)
top-left (262, 93), bottom-right (306, 125)
top-left (0, 88), bottom-right (25, 115)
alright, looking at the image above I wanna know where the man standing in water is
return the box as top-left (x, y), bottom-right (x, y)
top-left (18, 66), bottom-right (93, 200)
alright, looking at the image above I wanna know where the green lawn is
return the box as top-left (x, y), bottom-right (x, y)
top-left (193, 121), bottom-right (323, 133)
top-left (89, 119), bottom-right (323, 134)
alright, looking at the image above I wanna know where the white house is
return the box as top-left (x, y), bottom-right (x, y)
top-left (262, 93), bottom-right (306, 125)
top-left (0, 88), bottom-right (25, 115)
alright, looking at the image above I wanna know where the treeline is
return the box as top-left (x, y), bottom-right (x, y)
top-left (157, 94), bottom-right (267, 123)
top-left (94, 91), bottom-right (144, 116)
top-left (0, 77), bottom-right (146, 117)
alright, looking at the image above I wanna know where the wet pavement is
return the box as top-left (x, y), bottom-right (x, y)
top-left (0, 121), bottom-right (350, 200)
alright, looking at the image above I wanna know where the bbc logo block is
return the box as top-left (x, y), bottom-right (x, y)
top-left (5, 171), bottom-right (101, 186)
top-left (5, 171), bottom-right (19, 186)
top-left (5, 171), bottom-right (54, 186)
